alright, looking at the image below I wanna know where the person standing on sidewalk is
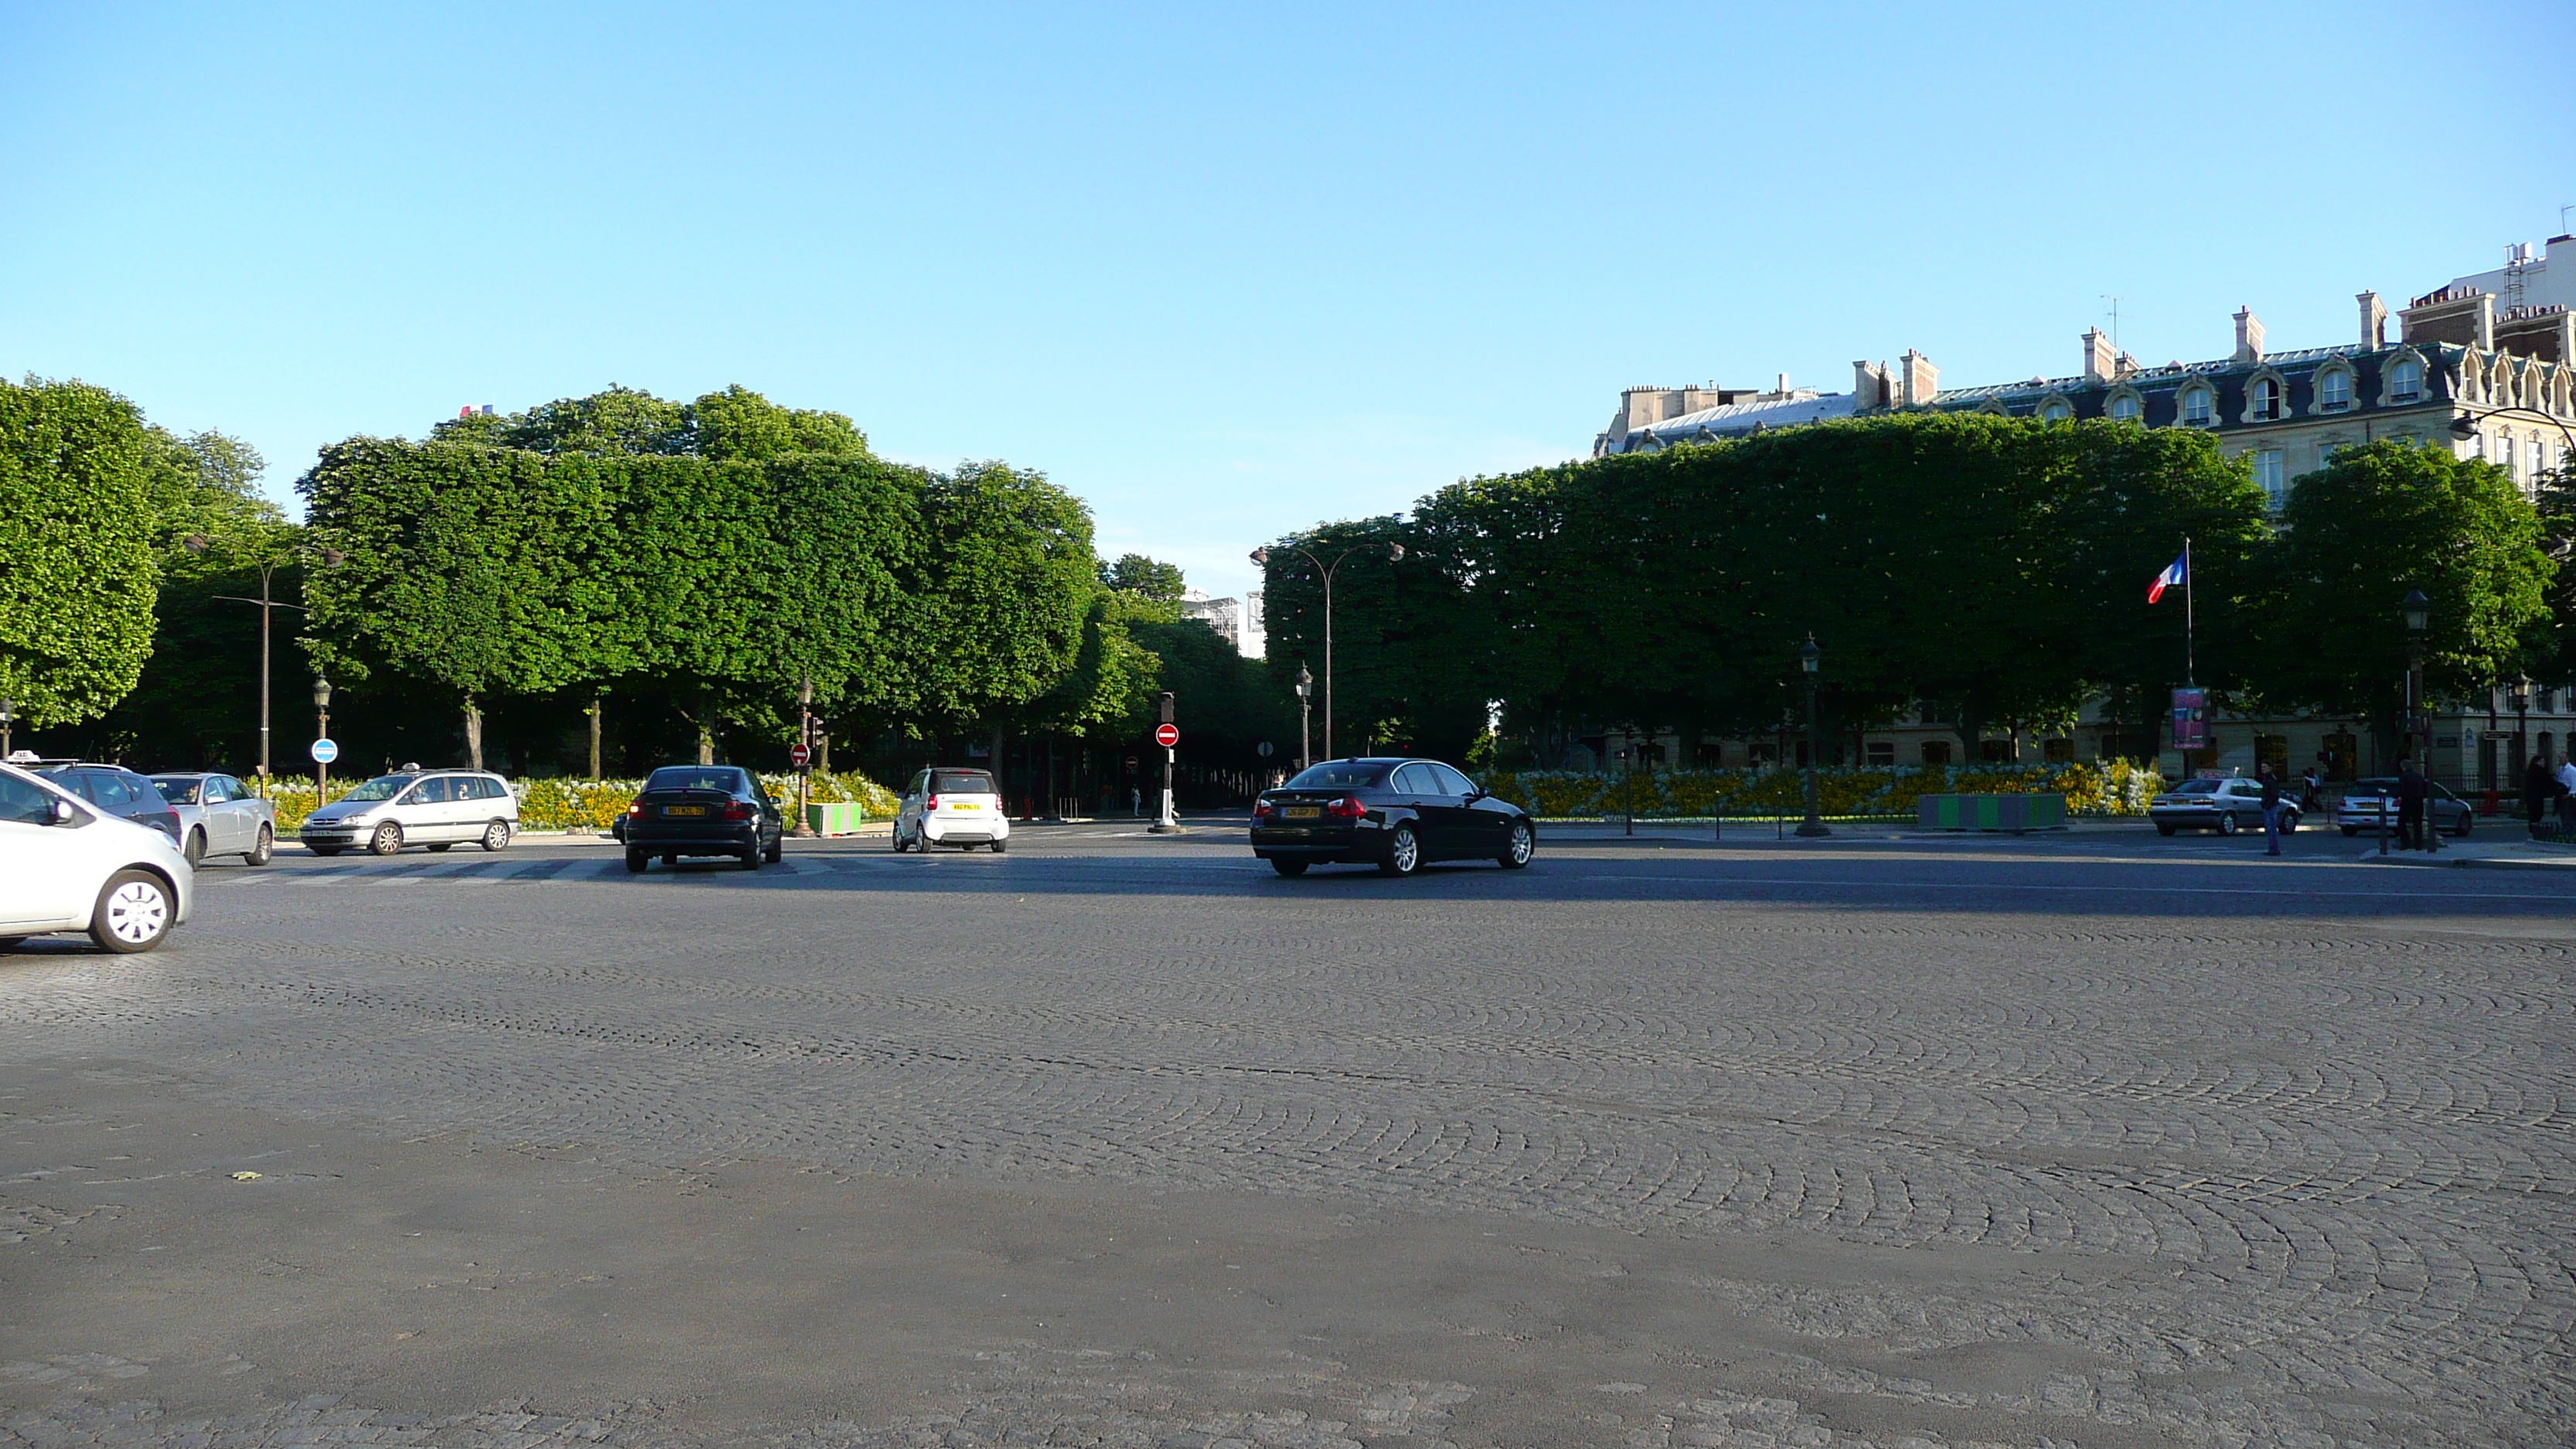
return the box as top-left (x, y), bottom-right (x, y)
top-left (2525, 751), bottom-right (2557, 827)
top-left (2259, 765), bottom-right (2285, 856)
top-left (2396, 759), bottom-right (2429, 851)
top-left (2557, 754), bottom-right (2576, 832)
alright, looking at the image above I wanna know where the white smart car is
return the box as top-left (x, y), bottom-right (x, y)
top-left (892, 767), bottom-right (1009, 852)
top-left (0, 761), bottom-right (194, 954)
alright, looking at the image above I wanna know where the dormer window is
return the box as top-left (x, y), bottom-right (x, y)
top-left (2107, 392), bottom-right (2143, 423)
top-left (2389, 358), bottom-right (2424, 403)
top-left (2180, 385), bottom-right (2215, 426)
top-left (2040, 398), bottom-right (2073, 423)
top-left (2249, 378), bottom-right (2282, 421)
top-left (2318, 369), bottom-right (2352, 411)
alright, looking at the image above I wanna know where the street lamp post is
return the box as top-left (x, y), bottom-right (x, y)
top-left (0, 697), bottom-right (12, 758)
top-left (2511, 678), bottom-right (2530, 815)
top-left (1249, 540), bottom-right (1403, 762)
top-left (1294, 664), bottom-right (1313, 772)
top-left (186, 536), bottom-right (340, 798)
top-left (311, 677), bottom-right (333, 803)
top-left (792, 674), bottom-right (817, 838)
top-left (2403, 589), bottom-right (2436, 854)
top-left (1797, 634), bottom-right (1830, 838)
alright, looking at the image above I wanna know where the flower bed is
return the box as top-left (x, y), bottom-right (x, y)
top-left (256, 770), bottom-right (901, 831)
top-left (1482, 762), bottom-right (2163, 820)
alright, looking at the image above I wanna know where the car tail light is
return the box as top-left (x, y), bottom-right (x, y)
top-left (1327, 796), bottom-right (1366, 819)
top-left (926, 793), bottom-right (940, 811)
top-left (721, 801), bottom-right (753, 821)
top-left (627, 803), bottom-right (643, 817)
top-left (1252, 798), bottom-right (1274, 819)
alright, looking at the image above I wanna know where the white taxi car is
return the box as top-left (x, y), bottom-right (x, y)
top-left (892, 767), bottom-right (1009, 853)
top-left (0, 761), bottom-right (193, 954)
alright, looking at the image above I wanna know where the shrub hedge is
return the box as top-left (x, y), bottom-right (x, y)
top-left (1482, 762), bottom-right (2163, 820)
top-left (255, 770), bottom-right (902, 831)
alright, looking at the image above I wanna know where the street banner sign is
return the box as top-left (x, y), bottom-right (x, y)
top-left (2170, 688), bottom-right (2208, 750)
top-left (789, 744), bottom-right (810, 768)
top-left (310, 738), bottom-right (339, 764)
top-left (1154, 723), bottom-right (1180, 748)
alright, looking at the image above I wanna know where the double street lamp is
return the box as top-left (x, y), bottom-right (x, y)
top-left (2402, 589), bottom-right (2438, 854)
top-left (311, 677), bottom-right (333, 801)
top-left (1248, 539), bottom-right (1403, 762)
top-left (1294, 664), bottom-right (1314, 772)
top-left (1797, 634), bottom-right (1830, 838)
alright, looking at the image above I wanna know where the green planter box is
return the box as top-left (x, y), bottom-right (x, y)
top-left (806, 802), bottom-right (868, 836)
top-left (1918, 793), bottom-right (2064, 833)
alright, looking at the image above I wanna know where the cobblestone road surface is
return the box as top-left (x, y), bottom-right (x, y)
top-left (2, 827), bottom-right (2569, 1448)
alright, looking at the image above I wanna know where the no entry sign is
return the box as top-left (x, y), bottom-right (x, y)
top-left (789, 743), bottom-right (810, 768)
top-left (1153, 723), bottom-right (1180, 748)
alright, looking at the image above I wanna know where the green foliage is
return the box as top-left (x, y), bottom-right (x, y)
top-left (428, 384), bottom-right (868, 461)
top-left (0, 377), bottom-right (159, 726)
top-left (1100, 553), bottom-right (1187, 602)
top-left (2259, 440), bottom-right (2553, 721)
top-left (897, 461), bottom-right (1096, 732)
top-left (1481, 762), bottom-right (2165, 819)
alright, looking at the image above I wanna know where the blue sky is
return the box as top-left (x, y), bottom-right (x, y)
top-left (5, 3), bottom-right (2571, 604)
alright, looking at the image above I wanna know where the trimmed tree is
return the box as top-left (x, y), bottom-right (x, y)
top-left (0, 378), bottom-right (159, 729)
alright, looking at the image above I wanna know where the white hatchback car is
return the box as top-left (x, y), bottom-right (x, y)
top-left (299, 768), bottom-right (521, 856)
top-left (892, 767), bottom-right (1009, 852)
top-left (0, 762), bottom-right (194, 954)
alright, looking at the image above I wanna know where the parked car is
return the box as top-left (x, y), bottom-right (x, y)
top-left (892, 768), bottom-right (1010, 853)
top-left (1249, 757), bottom-right (1536, 877)
top-left (149, 772), bottom-right (278, 865)
top-left (27, 762), bottom-right (184, 847)
top-left (0, 761), bottom-right (192, 954)
top-left (300, 769), bottom-right (520, 856)
top-left (2147, 776), bottom-right (2299, 837)
top-left (622, 765), bottom-right (785, 872)
top-left (2332, 778), bottom-right (2475, 838)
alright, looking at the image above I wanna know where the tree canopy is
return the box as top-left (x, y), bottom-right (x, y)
top-left (0, 378), bottom-right (160, 728)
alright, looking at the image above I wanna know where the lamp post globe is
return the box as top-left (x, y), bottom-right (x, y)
top-left (1795, 633), bottom-right (1830, 838)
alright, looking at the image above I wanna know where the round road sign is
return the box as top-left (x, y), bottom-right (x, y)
top-left (1153, 723), bottom-right (1180, 748)
top-left (310, 737), bottom-right (339, 765)
top-left (789, 744), bottom-right (810, 768)
top-left (1255, 740), bottom-right (1273, 758)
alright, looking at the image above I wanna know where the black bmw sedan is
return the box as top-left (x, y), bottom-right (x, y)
top-left (1250, 758), bottom-right (1535, 877)
top-left (622, 765), bottom-right (786, 872)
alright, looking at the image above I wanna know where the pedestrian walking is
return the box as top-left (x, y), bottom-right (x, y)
top-left (2300, 762), bottom-right (2324, 814)
top-left (2396, 759), bottom-right (2429, 851)
top-left (2557, 755), bottom-right (2576, 832)
top-left (2259, 765), bottom-right (2285, 856)
top-left (2524, 752), bottom-right (2556, 827)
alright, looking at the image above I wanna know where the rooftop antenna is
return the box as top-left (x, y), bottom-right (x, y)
top-left (2101, 295), bottom-right (2122, 352)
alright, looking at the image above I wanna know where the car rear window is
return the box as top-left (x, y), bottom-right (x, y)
top-left (647, 767), bottom-right (750, 793)
top-left (931, 772), bottom-right (996, 795)
top-left (1286, 762), bottom-right (1391, 789)
top-left (152, 777), bottom-right (200, 805)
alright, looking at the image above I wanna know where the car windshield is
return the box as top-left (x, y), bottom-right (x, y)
top-left (1286, 761), bottom-right (1392, 789)
top-left (2168, 779), bottom-right (2219, 795)
top-left (151, 777), bottom-right (200, 804)
top-left (337, 775), bottom-right (415, 802)
top-left (646, 766), bottom-right (750, 793)
top-left (930, 771), bottom-right (995, 794)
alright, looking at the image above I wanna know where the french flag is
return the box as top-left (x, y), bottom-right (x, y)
top-left (2147, 553), bottom-right (2187, 604)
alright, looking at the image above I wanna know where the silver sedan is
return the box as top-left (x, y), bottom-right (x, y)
top-left (149, 772), bottom-right (279, 865)
top-left (2331, 778), bottom-right (2475, 838)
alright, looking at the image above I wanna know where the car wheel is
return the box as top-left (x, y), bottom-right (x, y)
top-left (741, 843), bottom-right (762, 871)
top-left (891, 831), bottom-right (909, 852)
top-left (369, 822), bottom-right (403, 856)
top-left (183, 829), bottom-right (207, 866)
top-left (1379, 823), bottom-right (1422, 877)
top-left (663, 854), bottom-right (679, 866)
top-left (2156, 823), bottom-right (2177, 836)
top-left (989, 839), bottom-right (1006, 853)
top-left (2216, 812), bottom-right (2239, 836)
top-left (1497, 820), bottom-right (1534, 869)
top-left (625, 851), bottom-right (649, 873)
top-left (246, 824), bottom-right (274, 866)
top-left (764, 836), bottom-right (782, 863)
top-left (481, 820), bottom-right (512, 852)
top-left (425, 843), bottom-right (453, 853)
top-left (2452, 811), bottom-right (2473, 838)
top-left (1270, 858), bottom-right (1309, 876)
top-left (2279, 811), bottom-right (2298, 834)
top-left (2341, 826), bottom-right (2359, 837)
top-left (90, 870), bottom-right (175, 954)
top-left (0, 937), bottom-right (26, 952)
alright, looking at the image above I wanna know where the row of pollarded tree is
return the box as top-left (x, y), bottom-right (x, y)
top-left (1253, 413), bottom-right (2567, 769)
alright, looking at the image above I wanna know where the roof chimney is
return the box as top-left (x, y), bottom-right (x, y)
top-left (2358, 292), bottom-right (2387, 349)
top-left (2233, 307), bottom-right (2265, 364)
top-left (1852, 360), bottom-right (1893, 411)
top-left (2082, 328), bottom-right (2115, 384)
top-left (1900, 351), bottom-right (1939, 407)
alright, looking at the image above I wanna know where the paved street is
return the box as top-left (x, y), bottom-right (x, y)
top-left (2, 824), bottom-right (2570, 1449)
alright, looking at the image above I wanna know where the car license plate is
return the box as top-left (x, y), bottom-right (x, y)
top-left (1285, 806), bottom-right (1323, 820)
top-left (665, 805), bottom-right (706, 817)
top-left (950, 803), bottom-right (979, 810)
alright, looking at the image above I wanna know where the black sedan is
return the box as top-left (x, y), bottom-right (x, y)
top-left (622, 765), bottom-right (786, 872)
top-left (1250, 757), bottom-right (1535, 877)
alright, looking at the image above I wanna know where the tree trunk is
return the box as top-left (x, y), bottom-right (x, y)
top-left (697, 714), bottom-right (716, 766)
top-left (588, 697), bottom-right (603, 780)
top-left (1953, 697), bottom-right (1985, 769)
top-left (464, 697), bottom-right (484, 772)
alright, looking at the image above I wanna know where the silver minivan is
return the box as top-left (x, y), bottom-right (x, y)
top-left (300, 769), bottom-right (520, 856)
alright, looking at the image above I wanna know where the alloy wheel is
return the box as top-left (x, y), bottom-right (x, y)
top-left (1500, 820), bottom-right (1534, 868)
top-left (91, 872), bottom-right (172, 954)
top-left (1381, 824), bottom-right (1420, 877)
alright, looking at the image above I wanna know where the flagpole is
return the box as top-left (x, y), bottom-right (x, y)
top-left (2184, 534), bottom-right (2195, 686)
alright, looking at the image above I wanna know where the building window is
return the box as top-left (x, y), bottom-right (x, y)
top-left (2040, 398), bottom-right (2072, 423)
top-left (2254, 449), bottom-right (2287, 509)
top-left (2042, 738), bottom-right (2074, 762)
top-left (2249, 377), bottom-right (2282, 420)
top-left (2388, 358), bottom-right (2423, 402)
top-left (2108, 392), bottom-right (2142, 423)
top-left (2180, 386), bottom-right (2215, 426)
top-left (2318, 369), bottom-right (2352, 410)
top-left (2532, 437), bottom-right (2547, 482)
top-left (1865, 741), bottom-right (1895, 766)
top-left (1920, 740), bottom-right (1952, 766)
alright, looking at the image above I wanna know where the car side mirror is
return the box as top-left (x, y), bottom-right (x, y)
top-left (49, 798), bottom-right (76, 825)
